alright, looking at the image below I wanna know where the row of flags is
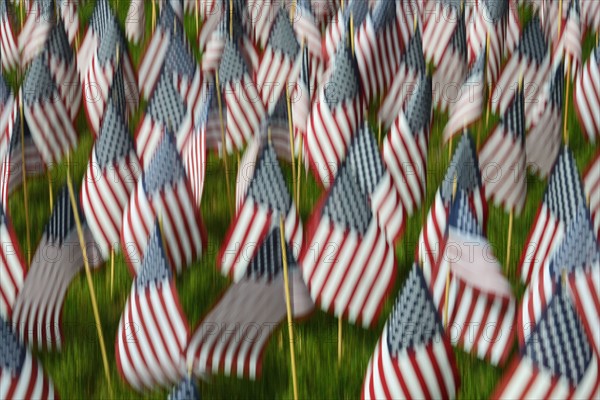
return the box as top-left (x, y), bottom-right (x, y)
top-left (0, 0), bottom-right (599, 398)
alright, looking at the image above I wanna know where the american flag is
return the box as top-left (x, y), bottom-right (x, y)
top-left (197, 0), bottom-right (222, 53)
top-left (505, 0), bottom-right (521, 56)
top-left (323, 0), bottom-right (369, 65)
top-left (581, 0), bottom-right (600, 33)
top-left (234, 137), bottom-right (260, 214)
top-left (300, 161), bottom-right (396, 328)
top-left (18, 0), bottom-right (56, 67)
top-left (0, 206), bottom-right (26, 320)
top-left (183, 124), bottom-right (206, 208)
top-left (306, 41), bottom-right (363, 187)
top-left (1, 0), bottom-right (19, 71)
top-left (383, 75), bottom-right (431, 217)
top-left (168, 376), bottom-right (200, 400)
top-left (125, 0), bottom-right (145, 44)
top-left (58, 0), bottom-right (79, 45)
top-left (200, 84), bottom-right (224, 152)
top-left (527, 61), bottom-right (564, 178)
top-left (219, 142), bottom-right (302, 281)
top-left (573, 44), bottom-right (599, 143)
top-left (493, 16), bottom-right (551, 124)
top-left (78, 0), bottom-right (113, 80)
top-left (217, 38), bottom-right (265, 153)
top-left (443, 46), bottom-right (486, 143)
top-left (291, 46), bottom-right (311, 162)
top-left (0, 317), bottom-right (57, 399)
top-left (422, 0), bottom-right (460, 65)
top-left (378, 27), bottom-right (426, 128)
top-left (518, 146), bottom-right (587, 284)
top-left (362, 265), bottom-right (460, 400)
top-left (12, 186), bottom-right (103, 350)
top-left (429, 189), bottom-right (516, 365)
top-left (492, 283), bottom-right (599, 399)
top-left (188, 224), bottom-right (313, 380)
top-left (116, 220), bottom-right (189, 392)
top-left (518, 205), bottom-right (599, 348)
top-left (256, 9), bottom-right (301, 113)
top-left (583, 151), bottom-right (600, 240)
top-left (355, 0), bottom-right (411, 102)
top-left (246, 0), bottom-right (279, 49)
top-left (569, 265), bottom-right (600, 358)
top-left (21, 54), bottom-right (77, 166)
top-left (80, 93), bottom-right (141, 260)
top-left (0, 74), bottom-right (17, 160)
top-left (122, 133), bottom-right (207, 275)
top-left (555, 0), bottom-right (582, 77)
top-left (265, 96), bottom-right (295, 161)
top-left (479, 85), bottom-right (527, 214)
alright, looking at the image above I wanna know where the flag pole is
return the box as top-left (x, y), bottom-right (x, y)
top-left (215, 71), bottom-right (233, 216)
top-left (478, 32), bottom-right (491, 150)
top-left (377, 121), bottom-right (382, 147)
top-left (195, 0), bottom-right (199, 36)
top-left (18, 96), bottom-right (31, 265)
top-left (505, 210), bottom-right (513, 269)
top-left (279, 216), bottom-right (299, 400)
top-left (47, 170), bottom-right (53, 211)
top-left (152, 0), bottom-right (156, 32)
top-left (110, 248), bottom-right (115, 298)
top-left (66, 155), bottom-right (113, 397)
top-left (286, 86), bottom-right (297, 205)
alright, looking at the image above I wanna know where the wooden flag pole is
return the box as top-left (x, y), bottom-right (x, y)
top-left (47, 170), bottom-right (53, 211)
top-left (378, 121), bottom-right (382, 147)
top-left (215, 71), bottom-right (233, 216)
top-left (350, 13), bottom-right (355, 55)
top-left (286, 87), bottom-right (297, 204)
top-left (505, 210), bottom-right (513, 272)
top-left (195, 0), bottom-right (199, 36)
top-left (279, 216), bottom-right (299, 400)
top-left (338, 317), bottom-right (343, 363)
top-left (563, 58), bottom-right (571, 145)
top-left (152, 0), bottom-right (156, 32)
top-left (110, 249), bottom-right (115, 298)
top-left (19, 97), bottom-right (31, 265)
top-left (66, 155), bottom-right (113, 397)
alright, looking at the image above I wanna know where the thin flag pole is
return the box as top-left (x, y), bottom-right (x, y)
top-left (478, 32), bottom-right (491, 150)
top-left (338, 316), bottom-right (343, 364)
top-left (215, 71), bottom-right (234, 216)
top-left (152, 0), bottom-right (156, 32)
top-left (195, 0), bottom-right (199, 36)
top-left (279, 216), bottom-right (299, 400)
top-left (350, 13), bottom-right (355, 55)
top-left (18, 96), bottom-right (31, 265)
top-left (377, 121), bottom-right (382, 147)
top-left (286, 87), bottom-right (297, 204)
top-left (505, 210), bottom-right (513, 272)
top-left (110, 248), bottom-right (115, 298)
top-left (66, 155), bottom-right (113, 397)
top-left (48, 170), bottom-right (53, 211)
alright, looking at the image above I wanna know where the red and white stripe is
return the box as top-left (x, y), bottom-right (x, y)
top-left (443, 78), bottom-right (484, 143)
top-left (378, 64), bottom-right (422, 128)
top-left (505, 0), bottom-right (521, 56)
top-left (526, 96), bottom-right (562, 178)
top-left (583, 152), bottom-right (600, 240)
top-left (201, 29), bottom-right (225, 73)
top-left (115, 276), bottom-right (189, 392)
top-left (300, 201), bottom-right (397, 328)
top-left (0, 212), bottom-right (27, 319)
top-left (222, 77), bottom-right (265, 154)
top-left (322, 8), bottom-right (345, 65)
top-left (573, 49), bottom-right (599, 143)
top-left (517, 265), bottom-right (555, 347)
top-left (1, 136), bottom-right (45, 203)
top-left (183, 126), bottom-right (206, 208)
top-left (246, 0), bottom-right (278, 48)
top-left (466, 3), bottom-right (503, 85)
top-left (417, 190), bottom-right (449, 275)
top-left (0, 94), bottom-right (17, 159)
top-left (138, 28), bottom-right (172, 99)
top-left (383, 111), bottom-right (429, 216)
top-left (60, 0), bottom-right (79, 45)
top-left (126, 0), bottom-right (146, 44)
top-left (293, 6), bottom-right (321, 60)
top-left (234, 137), bottom-right (260, 214)
top-left (173, 67), bottom-right (207, 152)
top-left (569, 266), bottom-right (600, 357)
top-left (197, 4), bottom-right (220, 52)
top-left (432, 45), bottom-right (468, 113)
top-left (121, 179), bottom-right (206, 275)
top-left (77, 28), bottom-right (98, 81)
top-left (0, 349), bottom-right (57, 400)
top-left (582, 0), bottom-right (600, 33)
top-left (1, 11), bottom-right (19, 71)
top-left (80, 150), bottom-right (141, 260)
top-left (362, 329), bottom-right (460, 400)
top-left (556, 2), bottom-right (582, 77)
top-left (256, 49), bottom-right (301, 113)
top-left (422, 1), bottom-right (458, 65)
top-left (48, 52), bottom-right (81, 121)
top-left (18, 4), bottom-right (52, 66)
top-left (371, 171), bottom-right (406, 244)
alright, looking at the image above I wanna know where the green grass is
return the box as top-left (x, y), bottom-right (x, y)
top-left (4, 2), bottom-right (599, 398)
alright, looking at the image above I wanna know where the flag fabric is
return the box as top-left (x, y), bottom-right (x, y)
top-left (0, 75), bottom-right (17, 160)
top-left (361, 265), bottom-right (460, 400)
top-left (196, 0), bottom-right (221, 53)
top-left (518, 146), bottom-right (587, 284)
top-left (234, 136), bottom-right (261, 214)
top-left (168, 376), bottom-right (200, 400)
top-left (581, 0), bottom-right (600, 33)
top-left (569, 265), bottom-right (600, 358)
top-left (574, 44), bottom-right (599, 143)
top-left (291, 45), bottom-right (311, 160)
top-left (116, 220), bottom-right (189, 392)
top-left (21, 55), bottom-right (77, 166)
top-left (323, 0), bottom-right (369, 65)
top-left (505, 0), bottom-right (521, 56)
top-left (442, 47), bottom-right (486, 143)
top-left (0, 318), bottom-right (57, 399)
top-left (378, 28), bottom-right (426, 128)
top-left (583, 151), bottom-right (600, 240)
top-left (58, 0), bottom-right (78, 45)
top-left (80, 93), bottom-right (141, 260)
top-left (0, 207), bottom-right (26, 320)
top-left (122, 133), bottom-right (206, 275)
top-left (245, 0), bottom-right (279, 48)
top-left (300, 160), bottom-right (396, 328)
top-left (125, 0), bottom-right (145, 44)
top-left (200, 84), bottom-right (225, 152)
top-left (11, 186), bottom-right (102, 350)
top-left (383, 75), bottom-right (431, 216)
top-left (556, 0), bottom-right (582, 76)
top-left (265, 96), bottom-right (294, 161)
top-left (256, 9), bottom-right (301, 113)
top-left (491, 283), bottom-right (600, 399)
top-left (526, 61), bottom-right (564, 178)
top-left (183, 123), bottom-right (206, 208)
top-left (479, 86), bottom-right (527, 214)
top-left (306, 41), bottom-right (364, 187)
top-left (187, 224), bottom-right (313, 380)
top-left (1, 0), bottom-right (19, 71)
top-left (422, 0), bottom-right (460, 65)
top-left (78, 0), bottom-right (113, 80)
top-left (18, 0), bottom-right (55, 67)
top-left (218, 142), bottom-right (302, 281)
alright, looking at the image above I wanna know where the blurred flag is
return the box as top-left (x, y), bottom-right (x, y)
top-left (492, 283), bottom-right (599, 399)
top-left (183, 124), bottom-right (206, 208)
top-left (0, 74), bottom-right (17, 159)
top-left (122, 133), bottom-right (207, 275)
top-left (265, 96), bottom-right (295, 161)
top-left (583, 151), bottom-right (600, 240)
top-left (291, 46), bottom-right (311, 160)
top-left (0, 207), bottom-right (26, 320)
top-left (293, 0), bottom-right (322, 79)
top-left (479, 86), bottom-right (527, 214)
top-left (323, 0), bottom-right (368, 64)
top-left (58, 0), bottom-right (79, 45)
top-left (518, 146), bottom-right (587, 284)
top-left (18, 0), bottom-right (56, 67)
top-left (505, 0), bottom-right (521, 56)
top-left (234, 136), bottom-right (261, 214)
top-left (246, 0), bottom-right (280, 48)
top-left (12, 186), bottom-right (102, 350)
top-left (362, 265), bottom-right (460, 400)
top-left (1, 0), bottom-right (19, 71)
top-left (581, 0), bottom-right (600, 33)
top-left (168, 376), bottom-right (200, 400)
top-left (116, 221), bottom-right (189, 392)
top-left (78, 0), bottom-right (113, 80)
top-left (422, 0), bottom-right (460, 65)
top-left (125, 0), bottom-right (145, 44)
top-left (0, 317), bottom-right (57, 399)
top-left (569, 265), bottom-right (600, 358)
top-left (555, 0), bottom-right (582, 76)
top-left (573, 44), bottom-right (599, 143)
top-left (383, 75), bottom-right (432, 217)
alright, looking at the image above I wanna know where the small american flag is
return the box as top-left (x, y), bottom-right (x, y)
top-left (58, 0), bottom-right (79, 45)
top-left (246, 0), bottom-right (279, 48)
top-left (183, 123), bottom-right (207, 208)
top-left (219, 142), bottom-right (302, 281)
top-left (492, 283), bottom-right (599, 399)
top-left (555, 0), bottom-right (582, 77)
top-left (18, 0), bottom-right (56, 67)
top-left (78, 0), bottom-right (113, 80)
top-left (234, 136), bottom-right (261, 214)
top-left (122, 133), bottom-right (207, 275)
top-left (168, 376), bottom-right (200, 400)
top-left (569, 265), bottom-right (600, 359)
top-left (12, 186), bottom-right (102, 350)
top-left (1, 0), bottom-right (19, 71)
top-left (505, 0), bottom-right (521, 56)
top-left (583, 150), bottom-right (600, 240)
top-left (479, 85), bottom-right (527, 214)
top-left (0, 317), bottom-right (57, 399)
top-left (362, 265), bottom-right (460, 400)
top-left (574, 44), bottom-right (599, 143)
top-left (293, 0), bottom-right (324, 107)
top-left (323, 0), bottom-right (368, 65)
top-left (0, 74), bottom-right (17, 160)
top-left (0, 206), bottom-right (27, 320)
top-left (291, 45), bottom-right (311, 162)
top-left (422, 0), bottom-right (460, 65)
top-left (266, 95), bottom-right (294, 161)
top-left (581, 0), bottom-right (600, 33)
top-left (518, 146), bottom-right (587, 284)
top-left (383, 75), bottom-right (431, 217)
top-left (116, 220), bottom-right (189, 392)
top-left (125, 0), bottom-right (145, 45)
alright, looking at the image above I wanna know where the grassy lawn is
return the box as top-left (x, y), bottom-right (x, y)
top-left (4, 2), bottom-right (598, 398)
